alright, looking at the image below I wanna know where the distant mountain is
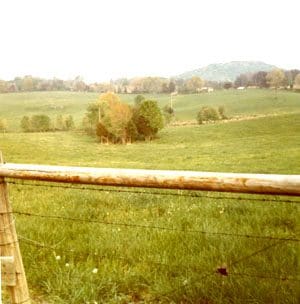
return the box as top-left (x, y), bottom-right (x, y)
top-left (177, 61), bottom-right (277, 82)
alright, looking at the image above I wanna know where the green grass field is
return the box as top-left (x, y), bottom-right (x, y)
top-left (0, 90), bottom-right (299, 303)
top-left (1, 89), bottom-right (300, 131)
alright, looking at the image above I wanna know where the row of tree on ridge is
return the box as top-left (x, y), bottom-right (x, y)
top-left (1, 69), bottom-right (300, 94)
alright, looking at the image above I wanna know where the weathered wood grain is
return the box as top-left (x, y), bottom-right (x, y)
top-left (0, 163), bottom-right (299, 196)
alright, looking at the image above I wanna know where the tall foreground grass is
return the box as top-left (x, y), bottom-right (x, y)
top-left (1, 112), bottom-right (299, 303)
top-left (11, 183), bottom-right (300, 303)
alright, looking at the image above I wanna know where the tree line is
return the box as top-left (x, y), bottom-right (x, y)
top-left (234, 69), bottom-right (300, 90)
top-left (0, 75), bottom-right (205, 94)
top-left (20, 114), bottom-right (75, 132)
top-left (1, 69), bottom-right (299, 94)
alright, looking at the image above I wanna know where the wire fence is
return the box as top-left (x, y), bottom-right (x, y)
top-left (8, 180), bottom-right (300, 204)
top-left (5, 179), bottom-right (300, 302)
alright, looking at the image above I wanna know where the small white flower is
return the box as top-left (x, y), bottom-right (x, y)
top-left (219, 208), bottom-right (225, 214)
top-left (92, 268), bottom-right (98, 274)
top-left (65, 263), bottom-right (70, 267)
top-left (183, 279), bottom-right (188, 285)
top-left (55, 255), bottom-right (61, 260)
top-left (94, 301), bottom-right (98, 304)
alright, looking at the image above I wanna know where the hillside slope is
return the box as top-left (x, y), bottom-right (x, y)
top-left (177, 61), bottom-right (277, 82)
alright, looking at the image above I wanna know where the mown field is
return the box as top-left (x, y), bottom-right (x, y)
top-left (0, 90), bottom-right (299, 303)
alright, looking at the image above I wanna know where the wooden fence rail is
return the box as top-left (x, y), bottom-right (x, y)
top-left (1, 163), bottom-right (300, 196)
top-left (0, 162), bottom-right (299, 303)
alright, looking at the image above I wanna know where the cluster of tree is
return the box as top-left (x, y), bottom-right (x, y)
top-left (234, 69), bottom-right (300, 89)
top-left (55, 115), bottom-right (75, 131)
top-left (0, 74), bottom-right (206, 94)
top-left (20, 114), bottom-right (74, 132)
top-left (2, 69), bottom-right (299, 94)
top-left (0, 76), bottom-right (88, 93)
top-left (197, 106), bottom-right (227, 124)
top-left (82, 92), bottom-right (164, 144)
top-left (92, 76), bottom-right (204, 94)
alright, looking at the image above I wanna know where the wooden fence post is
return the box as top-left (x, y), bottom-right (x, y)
top-left (0, 177), bottom-right (30, 303)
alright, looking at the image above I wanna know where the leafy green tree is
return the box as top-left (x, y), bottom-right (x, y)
top-left (20, 116), bottom-right (31, 132)
top-left (65, 115), bottom-right (75, 130)
top-left (96, 122), bottom-right (112, 143)
top-left (56, 115), bottom-right (65, 130)
top-left (125, 119), bottom-right (138, 143)
top-left (21, 75), bottom-right (34, 91)
top-left (266, 69), bottom-right (286, 89)
top-left (85, 92), bottom-right (135, 143)
top-left (185, 76), bottom-right (204, 93)
top-left (135, 100), bottom-right (164, 140)
top-left (252, 71), bottom-right (268, 88)
top-left (82, 116), bottom-right (94, 135)
top-left (197, 107), bottom-right (220, 124)
top-left (134, 94), bottom-right (145, 106)
top-left (85, 93), bottom-right (164, 143)
top-left (218, 106), bottom-right (227, 119)
top-left (104, 100), bottom-right (133, 143)
top-left (31, 115), bottom-right (51, 132)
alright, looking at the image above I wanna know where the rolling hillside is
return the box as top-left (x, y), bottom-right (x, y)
top-left (177, 61), bottom-right (277, 82)
top-left (1, 90), bottom-right (299, 131)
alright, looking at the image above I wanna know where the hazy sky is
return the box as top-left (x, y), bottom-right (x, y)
top-left (1, 0), bottom-right (299, 83)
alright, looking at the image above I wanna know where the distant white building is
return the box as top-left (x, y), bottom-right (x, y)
top-left (237, 86), bottom-right (245, 90)
top-left (198, 87), bottom-right (214, 93)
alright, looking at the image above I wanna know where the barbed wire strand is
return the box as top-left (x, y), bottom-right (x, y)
top-left (17, 232), bottom-right (300, 304)
top-left (229, 238), bottom-right (296, 267)
top-left (21, 235), bottom-right (300, 288)
top-left (6, 179), bottom-right (300, 299)
top-left (14, 210), bottom-right (300, 242)
top-left (8, 180), bottom-right (300, 205)
top-left (18, 235), bottom-right (208, 275)
top-left (164, 232), bottom-right (300, 298)
top-left (228, 272), bottom-right (300, 282)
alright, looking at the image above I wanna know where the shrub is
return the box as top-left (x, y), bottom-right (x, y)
top-left (197, 107), bottom-right (220, 124)
top-left (134, 100), bottom-right (164, 140)
top-left (30, 115), bottom-right (51, 132)
top-left (65, 115), bottom-right (75, 130)
top-left (134, 94), bottom-right (145, 106)
top-left (20, 116), bottom-right (31, 132)
top-left (218, 106), bottom-right (227, 119)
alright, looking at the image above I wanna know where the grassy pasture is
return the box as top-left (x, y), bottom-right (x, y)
top-left (1, 89), bottom-right (300, 131)
top-left (0, 90), bottom-right (299, 303)
top-left (1, 114), bottom-right (299, 174)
